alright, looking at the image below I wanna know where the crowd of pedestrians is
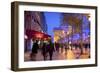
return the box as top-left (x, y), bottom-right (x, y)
top-left (29, 38), bottom-right (90, 61)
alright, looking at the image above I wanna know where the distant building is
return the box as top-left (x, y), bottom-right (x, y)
top-left (53, 27), bottom-right (63, 43)
top-left (53, 27), bottom-right (69, 43)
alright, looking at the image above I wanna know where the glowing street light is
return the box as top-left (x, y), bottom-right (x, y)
top-left (24, 35), bottom-right (28, 39)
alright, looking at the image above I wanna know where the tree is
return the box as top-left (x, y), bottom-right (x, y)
top-left (62, 13), bottom-right (83, 49)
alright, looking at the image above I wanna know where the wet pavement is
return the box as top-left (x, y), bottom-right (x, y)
top-left (24, 48), bottom-right (90, 61)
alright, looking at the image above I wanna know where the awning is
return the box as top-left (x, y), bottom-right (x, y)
top-left (25, 30), bottom-right (51, 39)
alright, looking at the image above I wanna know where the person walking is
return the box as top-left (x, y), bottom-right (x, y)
top-left (47, 40), bottom-right (54, 60)
top-left (31, 40), bottom-right (39, 61)
top-left (41, 42), bottom-right (48, 60)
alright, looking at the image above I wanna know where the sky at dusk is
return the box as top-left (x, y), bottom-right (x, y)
top-left (44, 12), bottom-right (90, 40)
top-left (44, 12), bottom-right (61, 38)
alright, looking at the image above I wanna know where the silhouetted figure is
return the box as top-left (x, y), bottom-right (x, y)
top-left (55, 42), bottom-right (59, 52)
top-left (47, 40), bottom-right (54, 60)
top-left (41, 43), bottom-right (48, 60)
top-left (31, 40), bottom-right (39, 61)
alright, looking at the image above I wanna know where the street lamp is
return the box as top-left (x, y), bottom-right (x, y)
top-left (25, 35), bottom-right (28, 39)
top-left (24, 35), bottom-right (28, 52)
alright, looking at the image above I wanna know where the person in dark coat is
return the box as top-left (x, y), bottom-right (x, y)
top-left (41, 42), bottom-right (48, 60)
top-left (31, 40), bottom-right (39, 61)
top-left (47, 40), bottom-right (54, 60)
top-left (54, 42), bottom-right (59, 52)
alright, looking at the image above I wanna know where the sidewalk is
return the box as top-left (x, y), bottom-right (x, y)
top-left (24, 48), bottom-right (90, 61)
top-left (24, 49), bottom-right (67, 61)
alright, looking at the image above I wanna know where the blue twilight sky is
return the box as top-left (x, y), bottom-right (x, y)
top-left (44, 12), bottom-right (61, 38)
top-left (44, 12), bottom-right (90, 40)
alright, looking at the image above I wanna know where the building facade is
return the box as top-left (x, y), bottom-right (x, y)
top-left (24, 11), bottom-right (47, 51)
top-left (24, 11), bottom-right (47, 33)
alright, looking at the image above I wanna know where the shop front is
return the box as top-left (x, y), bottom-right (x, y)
top-left (24, 30), bottom-right (51, 51)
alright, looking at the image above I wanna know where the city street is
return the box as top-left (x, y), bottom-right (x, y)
top-left (24, 48), bottom-right (90, 61)
top-left (24, 11), bottom-right (90, 62)
top-left (24, 49), bottom-right (66, 61)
